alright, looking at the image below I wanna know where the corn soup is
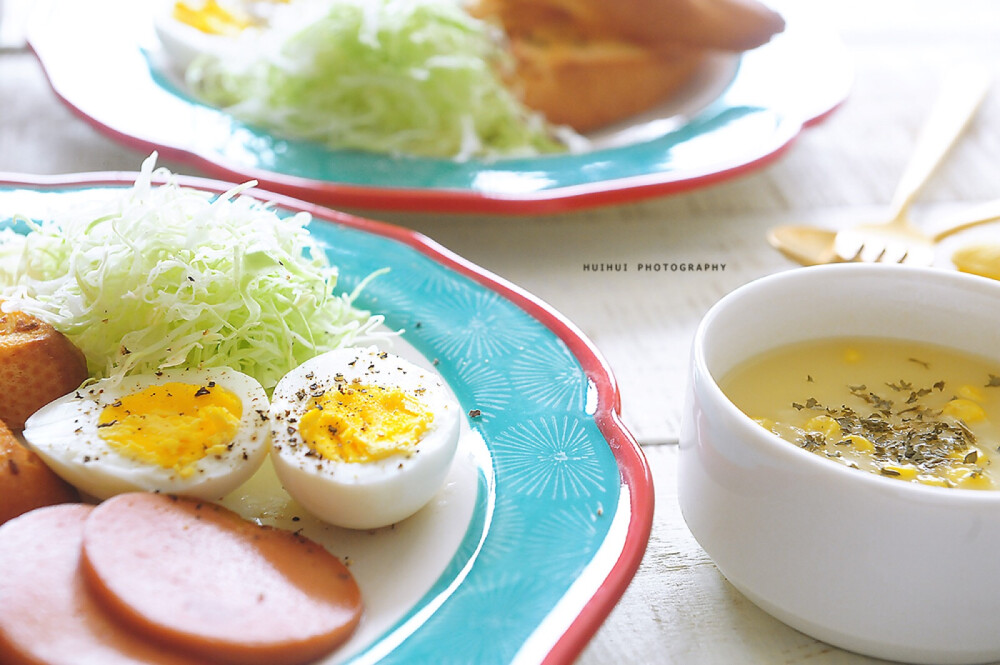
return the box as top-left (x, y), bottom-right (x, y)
top-left (722, 337), bottom-right (1000, 489)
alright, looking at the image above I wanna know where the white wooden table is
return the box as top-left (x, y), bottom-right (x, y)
top-left (4, 1), bottom-right (1000, 662)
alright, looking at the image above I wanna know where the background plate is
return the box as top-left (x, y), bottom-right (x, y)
top-left (0, 172), bottom-right (654, 664)
top-left (26, 0), bottom-right (851, 214)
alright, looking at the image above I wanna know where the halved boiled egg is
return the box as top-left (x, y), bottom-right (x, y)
top-left (269, 347), bottom-right (461, 530)
top-left (21, 367), bottom-right (270, 501)
top-left (153, 0), bottom-right (312, 72)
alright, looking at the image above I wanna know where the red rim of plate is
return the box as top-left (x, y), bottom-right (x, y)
top-left (0, 171), bottom-right (655, 663)
top-left (24, 0), bottom-right (850, 216)
top-left (27, 65), bottom-right (834, 216)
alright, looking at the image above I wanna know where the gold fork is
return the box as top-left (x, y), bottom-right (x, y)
top-left (834, 65), bottom-right (991, 264)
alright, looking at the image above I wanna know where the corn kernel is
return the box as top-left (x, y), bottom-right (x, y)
top-left (753, 417), bottom-right (776, 433)
top-left (958, 384), bottom-right (985, 402)
top-left (946, 467), bottom-right (994, 490)
top-left (942, 398), bottom-right (986, 423)
top-left (842, 348), bottom-right (862, 364)
top-left (947, 446), bottom-right (986, 465)
top-left (916, 474), bottom-right (951, 488)
top-left (842, 434), bottom-right (874, 452)
top-left (804, 415), bottom-right (841, 441)
top-left (881, 463), bottom-right (919, 480)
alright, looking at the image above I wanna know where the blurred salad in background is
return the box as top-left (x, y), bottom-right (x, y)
top-left (162, 0), bottom-right (576, 160)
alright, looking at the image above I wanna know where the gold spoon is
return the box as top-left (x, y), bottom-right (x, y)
top-left (768, 199), bottom-right (1000, 267)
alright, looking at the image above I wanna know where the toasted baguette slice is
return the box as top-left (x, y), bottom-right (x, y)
top-left (470, 0), bottom-right (782, 131)
top-left (473, 0), bottom-right (785, 52)
top-left (509, 37), bottom-right (707, 132)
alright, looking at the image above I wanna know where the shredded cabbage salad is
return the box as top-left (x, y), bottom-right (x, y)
top-left (186, 0), bottom-right (568, 159)
top-left (0, 155), bottom-right (384, 391)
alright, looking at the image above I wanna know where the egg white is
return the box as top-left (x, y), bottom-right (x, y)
top-left (269, 347), bottom-right (462, 530)
top-left (21, 367), bottom-right (271, 501)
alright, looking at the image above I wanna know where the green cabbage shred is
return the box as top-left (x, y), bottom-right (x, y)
top-left (0, 155), bottom-right (384, 391)
top-left (186, 0), bottom-right (567, 159)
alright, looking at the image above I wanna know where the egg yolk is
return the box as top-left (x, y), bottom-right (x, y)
top-left (299, 384), bottom-right (434, 463)
top-left (173, 0), bottom-right (253, 35)
top-left (98, 382), bottom-right (242, 478)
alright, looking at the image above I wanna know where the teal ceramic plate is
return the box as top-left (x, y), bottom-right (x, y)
top-left (26, 0), bottom-right (850, 215)
top-left (0, 173), bottom-right (653, 664)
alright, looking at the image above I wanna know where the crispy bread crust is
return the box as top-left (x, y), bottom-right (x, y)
top-left (470, 0), bottom-right (784, 131)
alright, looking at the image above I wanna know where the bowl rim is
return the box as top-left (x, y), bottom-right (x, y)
top-left (691, 263), bottom-right (1000, 506)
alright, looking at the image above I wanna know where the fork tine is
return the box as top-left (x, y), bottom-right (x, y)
top-left (899, 245), bottom-right (936, 266)
top-left (861, 245), bottom-right (922, 264)
top-left (854, 244), bottom-right (888, 263)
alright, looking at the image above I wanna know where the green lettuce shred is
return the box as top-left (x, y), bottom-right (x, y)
top-left (186, 0), bottom-right (566, 159)
top-left (0, 155), bottom-right (384, 391)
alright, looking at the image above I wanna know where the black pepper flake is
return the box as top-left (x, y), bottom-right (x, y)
top-left (97, 420), bottom-right (117, 428)
top-left (194, 386), bottom-right (211, 397)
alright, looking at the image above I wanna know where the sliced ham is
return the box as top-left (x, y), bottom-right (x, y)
top-left (0, 504), bottom-right (206, 665)
top-left (80, 493), bottom-right (363, 665)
